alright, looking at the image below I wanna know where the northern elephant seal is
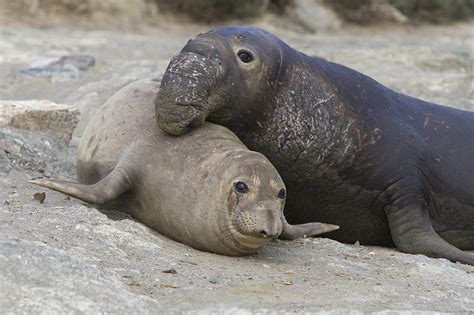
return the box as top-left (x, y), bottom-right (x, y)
top-left (30, 79), bottom-right (338, 256)
top-left (156, 26), bottom-right (474, 264)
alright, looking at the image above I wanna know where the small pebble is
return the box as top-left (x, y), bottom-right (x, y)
top-left (33, 192), bottom-right (46, 204)
top-left (162, 268), bottom-right (178, 274)
top-left (160, 283), bottom-right (179, 289)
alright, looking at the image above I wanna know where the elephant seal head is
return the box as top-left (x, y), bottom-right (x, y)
top-left (209, 149), bottom-right (287, 254)
top-left (194, 147), bottom-right (338, 255)
top-left (156, 26), bottom-right (291, 136)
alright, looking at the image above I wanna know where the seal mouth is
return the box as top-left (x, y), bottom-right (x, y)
top-left (208, 109), bottom-right (233, 123)
top-left (232, 205), bottom-right (283, 242)
top-left (157, 104), bottom-right (206, 136)
top-left (231, 226), bottom-right (272, 249)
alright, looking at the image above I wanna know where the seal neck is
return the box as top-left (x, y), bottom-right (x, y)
top-left (239, 52), bottom-right (356, 174)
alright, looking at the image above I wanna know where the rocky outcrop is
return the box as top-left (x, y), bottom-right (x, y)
top-left (0, 100), bottom-right (80, 144)
top-left (284, 0), bottom-right (342, 32)
top-left (16, 55), bottom-right (95, 82)
top-left (0, 127), bottom-right (74, 176)
top-left (0, 236), bottom-right (161, 313)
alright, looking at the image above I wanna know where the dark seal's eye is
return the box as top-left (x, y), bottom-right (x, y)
top-left (278, 188), bottom-right (286, 199)
top-left (237, 50), bottom-right (253, 63)
top-left (234, 181), bottom-right (249, 193)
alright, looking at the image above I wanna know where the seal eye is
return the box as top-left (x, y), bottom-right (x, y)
top-left (237, 50), bottom-right (253, 63)
top-left (234, 181), bottom-right (249, 193)
top-left (278, 188), bottom-right (286, 199)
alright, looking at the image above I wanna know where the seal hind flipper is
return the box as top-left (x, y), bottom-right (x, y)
top-left (29, 168), bottom-right (132, 205)
top-left (279, 217), bottom-right (340, 240)
top-left (386, 205), bottom-right (474, 265)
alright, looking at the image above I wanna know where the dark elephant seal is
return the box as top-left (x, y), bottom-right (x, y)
top-left (155, 26), bottom-right (474, 265)
top-left (30, 79), bottom-right (338, 256)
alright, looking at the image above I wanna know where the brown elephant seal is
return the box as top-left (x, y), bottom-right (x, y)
top-left (30, 78), bottom-right (338, 256)
top-left (155, 26), bottom-right (474, 265)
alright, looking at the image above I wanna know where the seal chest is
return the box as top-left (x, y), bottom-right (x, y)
top-left (31, 78), bottom-right (338, 256)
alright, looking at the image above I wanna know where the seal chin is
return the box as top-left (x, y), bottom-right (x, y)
top-left (207, 109), bottom-right (233, 124)
top-left (231, 207), bottom-right (283, 250)
top-left (231, 226), bottom-right (272, 252)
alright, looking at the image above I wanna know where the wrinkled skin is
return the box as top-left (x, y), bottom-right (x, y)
top-left (156, 26), bottom-right (474, 265)
top-left (30, 79), bottom-right (337, 256)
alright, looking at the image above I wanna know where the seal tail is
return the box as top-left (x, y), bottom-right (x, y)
top-left (29, 169), bottom-right (132, 205)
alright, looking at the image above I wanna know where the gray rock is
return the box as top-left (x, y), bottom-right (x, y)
top-left (16, 55), bottom-right (95, 82)
top-left (289, 0), bottom-right (342, 32)
top-left (16, 63), bottom-right (80, 82)
top-left (0, 100), bottom-right (80, 144)
top-left (0, 149), bottom-right (11, 172)
top-left (17, 65), bottom-right (79, 82)
top-left (0, 237), bottom-right (161, 313)
top-left (324, 0), bottom-right (408, 24)
top-left (58, 55), bottom-right (95, 70)
top-left (0, 127), bottom-right (74, 176)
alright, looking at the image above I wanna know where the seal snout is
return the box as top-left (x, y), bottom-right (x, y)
top-left (258, 223), bottom-right (281, 239)
top-left (235, 201), bottom-right (283, 240)
top-left (256, 203), bottom-right (283, 239)
top-left (156, 45), bottom-right (225, 136)
top-left (182, 35), bottom-right (224, 64)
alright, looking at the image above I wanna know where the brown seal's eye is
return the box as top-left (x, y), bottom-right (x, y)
top-left (234, 181), bottom-right (249, 193)
top-left (278, 188), bottom-right (286, 199)
top-left (237, 50), bottom-right (253, 63)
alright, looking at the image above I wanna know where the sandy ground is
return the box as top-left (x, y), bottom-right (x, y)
top-left (0, 19), bottom-right (473, 313)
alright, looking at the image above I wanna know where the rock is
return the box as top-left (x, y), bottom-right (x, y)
top-left (29, 55), bottom-right (95, 71)
top-left (155, 0), bottom-right (270, 22)
top-left (0, 100), bottom-right (80, 144)
top-left (0, 127), bottom-right (74, 176)
top-left (0, 237), bottom-right (161, 313)
top-left (0, 0), bottom-right (152, 30)
top-left (389, 0), bottom-right (474, 24)
top-left (288, 0), bottom-right (342, 32)
top-left (59, 55), bottom-right (95, 70)
top-left (323, 0), bottom-right (408, 24)
top-left (0, 149), bottom-right (11, 172)
top-left (16, 63), bottom-right (80, 82)
top-left (16, 55), bottom-right (95, 82)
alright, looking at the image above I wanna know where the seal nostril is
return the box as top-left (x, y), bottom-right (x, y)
top-left (260, 230), bottom-right (268, 238)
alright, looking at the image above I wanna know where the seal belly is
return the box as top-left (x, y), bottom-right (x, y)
top-left (284, 175), bottom-right (393, 246)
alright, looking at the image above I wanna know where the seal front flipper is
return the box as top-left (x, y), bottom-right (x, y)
top-left (386, 204), bottom-right (474, 265)
top-left (279, 216), bottom-right (339, 240)
top-left (29, 167), bottom-right (132, 205)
